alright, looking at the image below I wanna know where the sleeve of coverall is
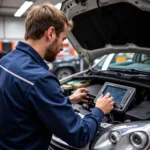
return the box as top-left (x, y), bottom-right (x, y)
top-left (28, 74), bottom-right (104, 148)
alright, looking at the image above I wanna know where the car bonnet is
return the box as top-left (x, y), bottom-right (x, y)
top-left (61, 0), bottom-right (150, 65)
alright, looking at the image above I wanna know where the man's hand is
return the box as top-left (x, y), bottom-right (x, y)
top-left (69, 88), bottom-right (89, 104)
top-left (96, 93), bottom-right (114, 114)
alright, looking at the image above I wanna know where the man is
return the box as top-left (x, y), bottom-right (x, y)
top-left (0, 3), bottom-right (114, 150)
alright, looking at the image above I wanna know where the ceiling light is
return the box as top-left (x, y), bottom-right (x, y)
top-left (14, 1), bottom-right (33, 17)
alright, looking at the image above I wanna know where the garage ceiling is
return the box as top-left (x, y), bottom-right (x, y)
top-left (0, 0), bottom-right (63, 16)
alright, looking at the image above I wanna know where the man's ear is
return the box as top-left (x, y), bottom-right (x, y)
top-left (46, 26), bottom-right (56, 43)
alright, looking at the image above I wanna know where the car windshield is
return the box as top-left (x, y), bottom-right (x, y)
top-left (93, 52), bottom-right (150, 72)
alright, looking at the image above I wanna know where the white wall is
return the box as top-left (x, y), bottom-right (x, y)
top-left (0, 16), bottom-right (25, 46)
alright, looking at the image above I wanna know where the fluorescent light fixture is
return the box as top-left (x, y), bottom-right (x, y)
top-left (55, 3), bottom-right (62, 10)
top-left (14, 1), bottom-right (33, 17)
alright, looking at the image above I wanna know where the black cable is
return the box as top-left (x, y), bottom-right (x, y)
top-left (95, 0), bottom-right (111, 43)
top-left (96, 0), bottom-right (100, 8)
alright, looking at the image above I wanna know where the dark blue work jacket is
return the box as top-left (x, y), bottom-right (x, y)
top-left (0, 41), bottom-right (104, 150)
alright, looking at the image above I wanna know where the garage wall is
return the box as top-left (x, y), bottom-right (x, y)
top-left (0, 17), bottom-right (4, 38)
top-left (0, 16), bottom-right (25, 46)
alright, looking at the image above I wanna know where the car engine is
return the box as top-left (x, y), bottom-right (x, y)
top-left (49, 71), bottom-right (150, 150)
top-left (61, 73), bottom-right (150, 125)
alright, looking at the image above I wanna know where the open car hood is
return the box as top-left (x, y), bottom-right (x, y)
top-left (61, 0), bottom-right (150, 65)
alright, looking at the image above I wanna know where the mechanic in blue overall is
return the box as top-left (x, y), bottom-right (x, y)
top-left (0, 3), bottom-right (114, 150)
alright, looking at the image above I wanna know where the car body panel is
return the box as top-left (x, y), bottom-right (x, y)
top-left (49, 0), bottom-right (150, 150)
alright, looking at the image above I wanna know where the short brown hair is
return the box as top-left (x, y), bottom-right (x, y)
top-left (25, 3), bottom-right (72, 40)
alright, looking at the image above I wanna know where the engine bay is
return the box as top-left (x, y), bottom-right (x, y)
top-left (61, 75), bottom-right (150, 126)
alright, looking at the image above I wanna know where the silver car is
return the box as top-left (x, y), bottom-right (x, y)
top-left (49, 0), bottom-right (150, 150)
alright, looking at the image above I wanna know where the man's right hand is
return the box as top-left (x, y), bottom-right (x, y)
top-left (96, 93), bottom-right (114, 114)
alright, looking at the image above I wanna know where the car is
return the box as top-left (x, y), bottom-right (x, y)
top-left (49, 0), bottom-right (150, 150)
top-left (47, 55), bottom-right (88, 79)
top-left (47, 40), bottom-right (89, 79)
top-left (93, 52), bottom-right (135, 70)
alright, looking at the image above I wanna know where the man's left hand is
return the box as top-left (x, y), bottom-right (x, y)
top-left (69, 88), bottom-right (89, 104)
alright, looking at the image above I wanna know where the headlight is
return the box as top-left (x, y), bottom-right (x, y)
top-left (130, 132), bottom-right (148, 149)
top-left (109, 131), bottom-right (120, 144)
top-left (91, 121), bottom-right (150, 150)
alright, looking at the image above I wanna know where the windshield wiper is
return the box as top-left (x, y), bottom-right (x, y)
top-left (109, 68), bottom-right (150, 76)
top-left (91, 68), bottom-right (150, 82)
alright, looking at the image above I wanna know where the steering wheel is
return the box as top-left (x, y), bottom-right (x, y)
top-left (142, 58), bottom-right (150, 64)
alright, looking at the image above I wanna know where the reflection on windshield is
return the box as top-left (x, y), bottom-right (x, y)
top-left (94, 53), bottom-right (150, 72)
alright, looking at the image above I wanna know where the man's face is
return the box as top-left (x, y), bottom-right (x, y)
top-left (44, 24), bottom-right (68, 62)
